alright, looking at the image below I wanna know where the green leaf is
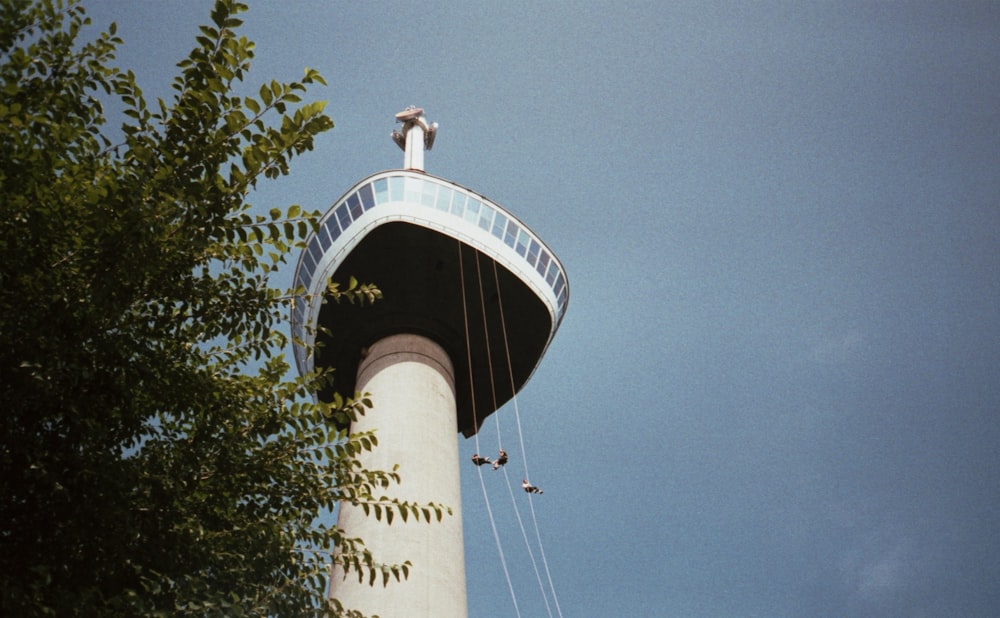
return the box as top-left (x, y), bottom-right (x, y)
top-left (259, 82), bottom-right (273, 106)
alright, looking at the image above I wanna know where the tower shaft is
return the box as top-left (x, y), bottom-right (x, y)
top-left (331, 334), bottom-right (467, 617)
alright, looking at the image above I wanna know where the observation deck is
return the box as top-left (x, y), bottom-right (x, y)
top-left (291, 170), bottom-right (568, 436)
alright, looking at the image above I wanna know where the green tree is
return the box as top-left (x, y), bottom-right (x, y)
top-left (0, 1), bottom-right (446, 615)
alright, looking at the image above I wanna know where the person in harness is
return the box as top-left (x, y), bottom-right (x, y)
top-left (492, 448), bottom-right (508, 470)
top-left (522, 479), bottom-right (543, 494)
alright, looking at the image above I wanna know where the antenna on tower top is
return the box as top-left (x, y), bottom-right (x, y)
top-left (391, 106), bottom-right (437, 171)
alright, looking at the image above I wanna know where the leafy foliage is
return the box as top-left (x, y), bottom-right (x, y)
top-left (0, 1), bottom-right (447, 615)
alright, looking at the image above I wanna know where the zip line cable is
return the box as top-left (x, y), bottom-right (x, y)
top-left (498, 463), bottom-right (553, 618)
top-left (474, 255), bottom-right (554, 618)
top-left (525, 484), bottom-right (562, 617)
top-left (459, 243), bottom-right (520, 618)
top-left (491, 261), bottom-right (564, 618)
top-left (461, 242), bottom-right (564, 617)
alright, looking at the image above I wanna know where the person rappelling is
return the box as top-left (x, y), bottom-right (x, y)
top-left (522, 479), bottom-right (543, 494)
top-left (471, 454), bottom-right (492, 466)
top-left (492, 448), bottom-right (508, 470)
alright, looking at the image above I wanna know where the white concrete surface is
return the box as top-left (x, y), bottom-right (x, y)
top-left (330, 333), bottom-right (467, 617)
top-left (403, 120), bottom-right (425, 171)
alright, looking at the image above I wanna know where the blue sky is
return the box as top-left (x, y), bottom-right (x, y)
top-left (87, 2), bottom-right (999, 616)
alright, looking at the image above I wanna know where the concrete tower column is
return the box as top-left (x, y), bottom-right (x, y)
top-left (331, 333), bottom-right (468, 618)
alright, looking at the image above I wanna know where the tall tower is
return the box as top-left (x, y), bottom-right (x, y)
top-left (291, 108), bottom-right (568, 617)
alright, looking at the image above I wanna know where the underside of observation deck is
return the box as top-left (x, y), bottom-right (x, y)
top-left (314, 221), bottom-right (552, 437)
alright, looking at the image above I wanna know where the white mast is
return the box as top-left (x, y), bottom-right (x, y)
top-left (392, 106), bottom-right (438, 171)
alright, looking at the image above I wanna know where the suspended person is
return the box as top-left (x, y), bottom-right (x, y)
top-left (522, 479), bottom-right (543, 494)
top-left (471, 454), bottom-right (492, 466)
top-left (492, 448), bottom-right (508, 470)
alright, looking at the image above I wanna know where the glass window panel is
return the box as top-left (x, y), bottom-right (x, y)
top-left (323, 216), bottom-right (341, 243)
top-left (421, 181), bottom-right (437, 207)
top-left (545, 261), bottom-right (558, 286)
top-left (302, 244), bottom-right (317, 274)
top-left (478, 205), bottom-right (494, 231)
top-left (536, 251), bottom-right (550, 277)
top-left (436, 186), bottom-right (452, 211)
top-left (296, 268), bottom-right (312, 294)
top-left (464, 199), bottom-right (480, 224)
top-left (504, 221), bottom-right (518, 248)
top-left (359, 183), bottom-right (375, 210)
top-left (527, 239), bottom-right (541, 266)
top-left (404, 176), bottom-right (422, 204)
top-left (491, 211), bottom-right (508, 240)
top-left (554, 272), bottom-right (566, 298)
top-left (450, 192), bottom-right (466, 216)
top-left (388, 176), bottom-right (404, 201)
top-left (336, 203), bottom-right (351, 230)
top-left (348, 194), bottom-right (363, 219)
top-left (515, 229), bottom-right (530, 257)
top-left (308, 238), bottom-right (323, 266)
top-left (374, 178), bottom-right (389, 204)
top-left (318, 225), bottom-right (332, 251)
